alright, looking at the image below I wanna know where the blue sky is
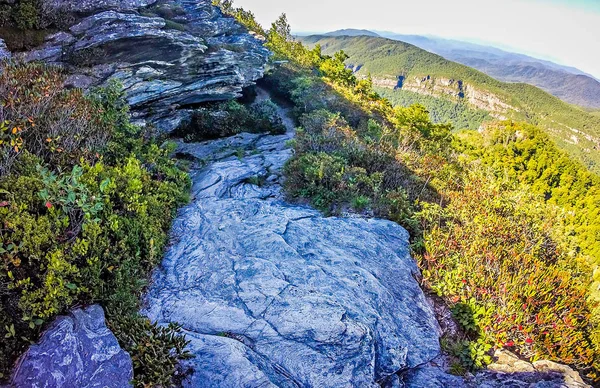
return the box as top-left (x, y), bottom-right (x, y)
top-left (235, 0), bottom-right (600, 79)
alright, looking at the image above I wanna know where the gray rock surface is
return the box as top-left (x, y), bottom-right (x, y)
top-left (399, 349), bottom-right (590, 388)
top-left (17, 0), bottom-right (269, 131)
top-left (143, 98), bottom-right (444, 387)
top-left (0, 39), bottom-right (10, 60)
top-left (9, 305), bottom-right (133, 388)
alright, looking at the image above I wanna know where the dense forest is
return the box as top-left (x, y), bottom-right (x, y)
top-left (375, 87), bottom-right (491, 130)
top-left (216, 0), bottom-right (600, 381)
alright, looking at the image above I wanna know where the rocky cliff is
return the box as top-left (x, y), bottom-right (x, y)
top-left (10, 0), bottom-right (270, 131)
top-left (372, 75), bottom-right (516, 120)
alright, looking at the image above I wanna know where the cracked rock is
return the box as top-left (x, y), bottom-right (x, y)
top-left (9, 305), bottom-right (133, 388)
top-left (143, 100), bottom-right (443, 387)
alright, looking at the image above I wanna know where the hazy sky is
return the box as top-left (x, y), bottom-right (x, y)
top-left (235, 0), bottom-right (600, 79)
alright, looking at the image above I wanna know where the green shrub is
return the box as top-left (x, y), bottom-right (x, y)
top-left (109, 314), bottom-right (193, 387)
top-left (12, 0), bottom-right (40, 30)
top-left (163, 19), bottom-right (186, 32)
top-left (176, 99), bottom-right (286, 141)
top-left (0, 63), bottom-right (192, 385)
top-left (351, 195), bottom-right (370, 211)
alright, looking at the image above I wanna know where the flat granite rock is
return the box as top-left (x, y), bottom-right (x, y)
top-left (143, 115), bottom-right (443, 387)
top-left (9, 305), bottom-right (133, 388)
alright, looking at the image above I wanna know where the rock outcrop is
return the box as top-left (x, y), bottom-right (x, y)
top-left (13, 0), bottom-right (269, 131)
top-left (143, 93), bottom-right (444, 387)
top-left (0, 39), bottom-right (10, 60)
top-left (9, 305), bottom-right (133, 388)
top-left (404, 350), bottom-right (590, 388)
top-left (142, 90), bottom-right (590, 387)
top-left (371, 75), bottom-right (517, 119)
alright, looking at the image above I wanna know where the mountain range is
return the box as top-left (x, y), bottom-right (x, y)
top-left (300, 33), bottom-right (600, 173)
top-left (320, 29), bottom-right (600, 110)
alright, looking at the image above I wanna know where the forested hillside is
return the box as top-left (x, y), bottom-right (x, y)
top-left (376, 31), bottom-right (600, 110)
top-left (217, 1), bottom-right (600, 382)
top-left (375, 87), bottom-right (491, 130)
top-left (299, 35), bottom-right (600, 174)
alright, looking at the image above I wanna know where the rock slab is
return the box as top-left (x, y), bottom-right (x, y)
top-left (144, 109), bottom-right (443, 387)
top-left (9, 305), bottom-right (133, 388)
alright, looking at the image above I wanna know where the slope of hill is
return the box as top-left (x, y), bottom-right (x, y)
top-left (377, 32), bottom-right (600, 109)
top-left (300, 35), bottom-right (600, 173)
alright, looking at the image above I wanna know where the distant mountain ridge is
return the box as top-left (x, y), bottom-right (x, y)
top-left (299, 34), bottom-right (600, 173)
top-left (320, 29), bottom-right (600, 109)
top-left (377, 31), bottom-right (600, 109)
top-left (323, 29), bottom-right (380, 37)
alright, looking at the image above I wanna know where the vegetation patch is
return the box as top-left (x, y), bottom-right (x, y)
top-left (0, 62), bottom-right (192, 386)
top-left (0, 0), bottom-right (75, 51)
top-left (174, 99), bottom-right (286, 141)
top-left (375, 87), bottom-right (491, 130)
top-left (217, 1), bottom-right (600, 381)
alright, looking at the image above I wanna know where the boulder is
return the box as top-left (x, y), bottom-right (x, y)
top-left (0, 39), bottom-right (10, 60)
top-left (10, 305), bottom-right (133, 388)
top-left (16, 0), bottom-right (270, 131)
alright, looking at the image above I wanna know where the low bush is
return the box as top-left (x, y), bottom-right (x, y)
top-left (176, 99), bottom-right (286, 141)
top-left (0, 1), bottom-right (74, 50)
top-left (0, 63), bottom-right (191, 386)
top-left (109, 315), bottom-right (193, 387)
top-left (0, 63), bottom-right (109, 176)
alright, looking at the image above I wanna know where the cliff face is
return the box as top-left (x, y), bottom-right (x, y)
top-left (14, 0), bottom-right (270, 131)
top-left (373, 75), bottom-right (516, 119)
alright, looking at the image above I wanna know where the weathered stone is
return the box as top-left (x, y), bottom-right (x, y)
top-left (43, 0), bottom-right (157, 14)
top-left (0, 39), bottom-right (10, 60)
top-left (532, 360), bottom-right (589, 387)
top-left (488, 349), bottom-right (536, 373)
top-left (143, 93), bottom-right (443, 387)
top-left (401, 365), bottom-right (467, 388)
top-left (10, 305), bottom-right (133, 388)
top-left (465, 349), bottom-right (591, 388)
top-left (17, 0), bottom-right (270, 132)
